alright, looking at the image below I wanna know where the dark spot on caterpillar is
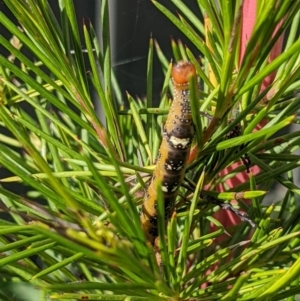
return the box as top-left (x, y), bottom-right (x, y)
top-left (149, 215), bottom-right (157, 225)
top-left (140, 61), bottom-right (196, 244)
top-left (149, 227), bottom-right (158, 237)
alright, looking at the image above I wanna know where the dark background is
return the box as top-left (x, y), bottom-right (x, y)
top-left (1, 0), bottom-right (200, 99)
top-left (107, 0), bottom-right (200, 101)
top-left (0, 0), bottom-right (200, 194)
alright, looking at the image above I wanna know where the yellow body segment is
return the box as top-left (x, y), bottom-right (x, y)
top-left (140, 61), bottom-right (196, 244)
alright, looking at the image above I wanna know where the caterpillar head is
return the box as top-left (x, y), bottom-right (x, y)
top-left (172, 61), bottom-right (196, 85)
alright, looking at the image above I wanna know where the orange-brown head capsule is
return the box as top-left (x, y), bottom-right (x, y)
top-left (172, 61), bottom-right (196, 85)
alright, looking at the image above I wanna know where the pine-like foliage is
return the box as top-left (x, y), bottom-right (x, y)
top-left (0, 1), bottom-right (300, 300)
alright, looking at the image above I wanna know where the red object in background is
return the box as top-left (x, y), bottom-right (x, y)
top-left (202, 2), bottom-right (285, 286)
top-left (212, 0), bottom-right (284, 230)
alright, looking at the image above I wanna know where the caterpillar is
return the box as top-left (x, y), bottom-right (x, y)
top-left (140, 61), bottom-right (196, 244)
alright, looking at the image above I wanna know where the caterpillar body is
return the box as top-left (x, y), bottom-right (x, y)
top-left (141, 61), bottom-right (196, 244)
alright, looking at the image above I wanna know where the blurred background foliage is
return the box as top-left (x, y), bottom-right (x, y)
top-left (0, 0), bottom-right (300, 300)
